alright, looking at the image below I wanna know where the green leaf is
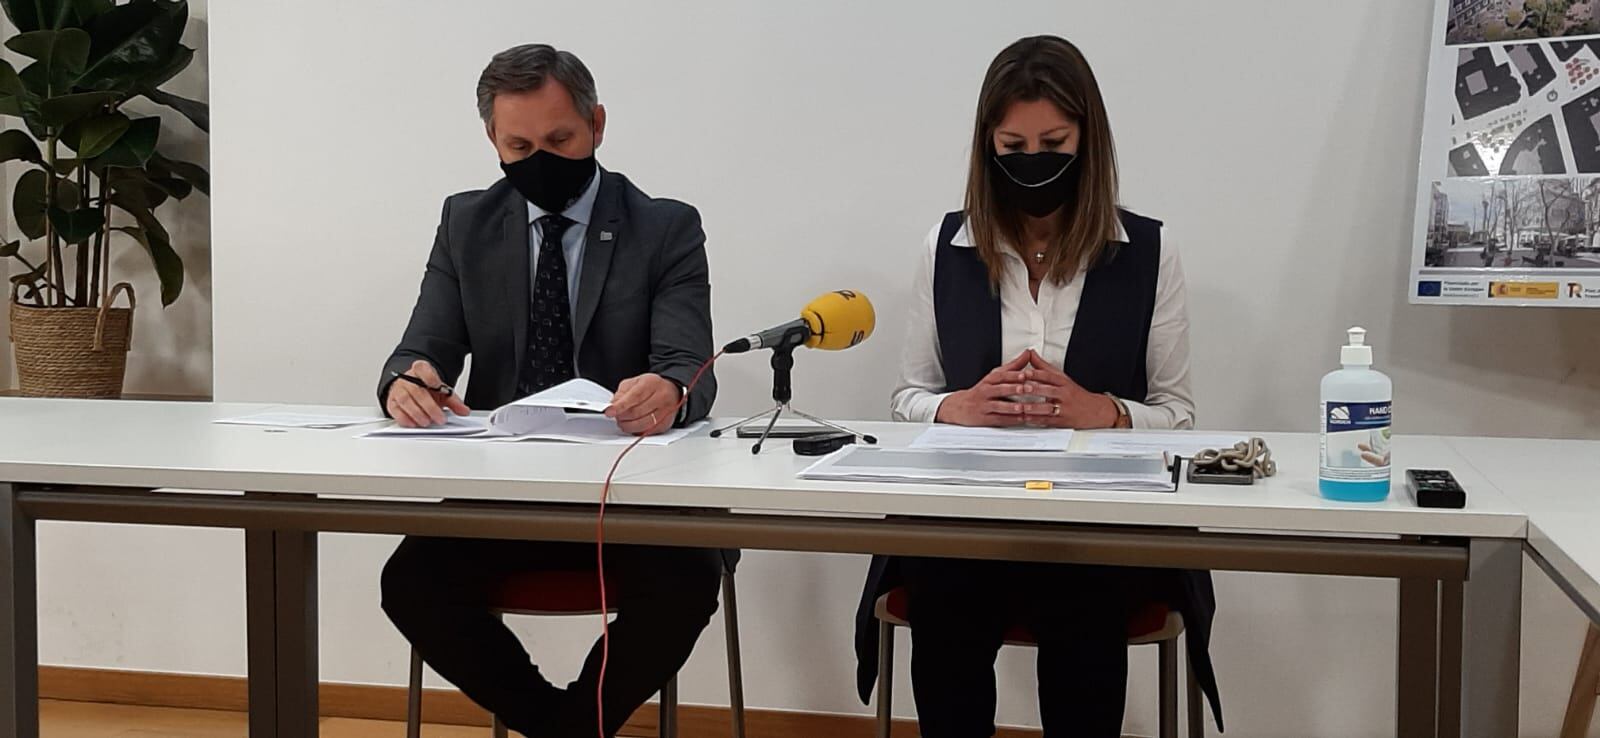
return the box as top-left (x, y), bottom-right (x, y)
top-left (47, 205), bottom-right (103, 244)
top-left (1, 0), bottom-right (74, 32)
top-left (149, 151), bottom-right (206, 195)
top-left (0, 240), bottom-right (19, 258)
top-left (69, 0), bottom-right (113, 23)
top-left (12, 169), bottom-right (49, 239)
top-left (16, 63), bottom-right (53, 102)
top-left (23, 116), bottom-right (49, 141)
top-left (0, 129), bottom-right (42, 164)
top-left (90, 114), bottom-right (157, 167)
top-left (71, 111), bottom-right (128, 158)
top-left (6, 29), bottom-right (91, 68)
top-left (0, 60), bottom-right (42, 123)
top-left (77, 0), bottom-right (188, 92)
top-left (139, 86), bottom-right (206, 132)
top-left (113, 224), bottom-right (182, 306)
top-left (137, 43), bottom-right (191, 89)
top-left (108, 187), bottom-right (168, 240)
top-left (151, 175), bottom-right (190, 199)
top-left (55, 177), bottom-right (81, 210)
top-left (38, 90), bottom-right (118, 127)
top-left (0, 96), bottom-right (23, 116)
top-left (0, 59), bottom-right (26, 97)
top-left (7, 28), bottom-right (91, 96)
top-left (106, 169), bottom-right (168, 210)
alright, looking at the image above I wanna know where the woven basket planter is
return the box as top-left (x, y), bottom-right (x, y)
top-left (8, 283), bottom-right (136, 399)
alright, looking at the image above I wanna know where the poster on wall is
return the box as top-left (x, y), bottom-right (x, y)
top-left (1412, 0), bottom-right (1600, 306)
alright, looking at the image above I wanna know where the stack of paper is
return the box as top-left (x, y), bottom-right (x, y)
top-left (909, 425), bottom-right (1074, 452)
top-left (1082, 431), bottom-right (1248, 457)
top-left (363, 379), bottom-right (700, 446)
top-left (800, 446), bottom-right (1175, 492)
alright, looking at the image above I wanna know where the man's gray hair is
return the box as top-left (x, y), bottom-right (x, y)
top-left (476, 44), bottom-right (598, 124)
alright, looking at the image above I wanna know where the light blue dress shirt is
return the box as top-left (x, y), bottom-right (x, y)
top-left (526, 165), bottom-right (601, 311)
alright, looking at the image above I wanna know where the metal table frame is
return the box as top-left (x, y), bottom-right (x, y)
top-left (0, 482), bottom-right (1522, 738)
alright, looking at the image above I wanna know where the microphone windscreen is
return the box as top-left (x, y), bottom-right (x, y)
top-left (800, 290), bottom-right (875, 351)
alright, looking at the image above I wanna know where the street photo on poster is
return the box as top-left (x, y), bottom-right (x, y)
top-left (1446, 0), bottom-right (1600, 45)
top-left (1426, 177), bottom-right (1600, 268)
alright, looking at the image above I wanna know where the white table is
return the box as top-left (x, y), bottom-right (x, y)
top-left (0, 399), bottom-right (1531, 738)
top-left (1445, 437), bottom-right (1600, 625)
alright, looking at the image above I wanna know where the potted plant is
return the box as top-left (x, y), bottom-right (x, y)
top-left (0, 0), bottom-right (208, 398)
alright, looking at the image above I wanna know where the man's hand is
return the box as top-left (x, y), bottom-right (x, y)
top-left (1015, 350), bottom-right (1120, 429)
top-left (606, 373), bottom-right (682, 436)
top-left (385, 360), bottom-right (470, 428)
top-left (934, 352), bottom-right (1033, 427)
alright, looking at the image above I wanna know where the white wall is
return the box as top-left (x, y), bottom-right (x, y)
top-left (31, 1), bottom-right (1600, 737)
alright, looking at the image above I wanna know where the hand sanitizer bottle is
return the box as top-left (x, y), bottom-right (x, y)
top-left (1319, 327), bottom-right (1392, 501)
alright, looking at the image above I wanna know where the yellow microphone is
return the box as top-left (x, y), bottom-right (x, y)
top-left (800, 290), bottom-right (875, 350)
top-left (723, 290), bottom-right (876, 353)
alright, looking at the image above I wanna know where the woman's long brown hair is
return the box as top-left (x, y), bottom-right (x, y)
top-left (963, 35), bottom-right (1120, 286)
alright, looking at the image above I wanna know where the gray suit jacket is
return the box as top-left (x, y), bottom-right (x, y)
top-left (380, 170), bottom-right (717, 422)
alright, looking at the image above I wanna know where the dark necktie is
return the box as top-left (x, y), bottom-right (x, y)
top-left (519, 214), bottom-right (577, 396)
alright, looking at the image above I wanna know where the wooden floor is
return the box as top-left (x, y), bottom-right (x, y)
top-left (41, 699), bottom-right (491, 738)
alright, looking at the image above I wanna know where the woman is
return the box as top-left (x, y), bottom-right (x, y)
top-left (853, 36), bottom-right (1220, 737)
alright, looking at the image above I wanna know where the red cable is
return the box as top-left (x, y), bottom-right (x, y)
top-left (595, 351), bottom-right (722, 738)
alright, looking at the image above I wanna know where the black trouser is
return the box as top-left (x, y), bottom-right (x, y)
top-left (901, 558), bottom-right (1142, 738)
top-left (380, 537), bottom-right (722, 738)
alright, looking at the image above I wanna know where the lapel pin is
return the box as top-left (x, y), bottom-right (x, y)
top-left (599, 231), bottom-right (614, 241)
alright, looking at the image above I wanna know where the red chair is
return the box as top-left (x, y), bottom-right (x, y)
top-left (873, 586), bottom-right (1204, 738)
top-left (405, 561), bottom-right (746, 738)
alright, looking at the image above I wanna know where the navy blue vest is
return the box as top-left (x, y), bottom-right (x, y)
top-left (931, 209), bottom-right (1163, 399)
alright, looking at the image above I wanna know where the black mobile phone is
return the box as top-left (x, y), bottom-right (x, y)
top-left (734, 423), bottom-right (831, 439)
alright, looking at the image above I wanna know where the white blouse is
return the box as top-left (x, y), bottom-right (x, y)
top-left (890, 217), bottom-right (1195, 430)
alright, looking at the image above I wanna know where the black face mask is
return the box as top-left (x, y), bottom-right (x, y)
top-left (501, 148), bottom-right (597, 214)
top-left (991, 151), bottom-right (1078, 218)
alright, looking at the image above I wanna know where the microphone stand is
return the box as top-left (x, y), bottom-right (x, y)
top-left (708, 325), bottom-right (879, 454)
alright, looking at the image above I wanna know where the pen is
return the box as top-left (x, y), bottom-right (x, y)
top-left (390, 371), bottom-right (455, 398)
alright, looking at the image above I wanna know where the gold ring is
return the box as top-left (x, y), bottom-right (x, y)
top-left (1052, 403), bottom-right (1061, 417)
top-left (651, 411), bottom-right (659, 427)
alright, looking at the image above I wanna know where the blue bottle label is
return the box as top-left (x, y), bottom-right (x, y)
top-left (1320, 401), bottom-right (1391, 481)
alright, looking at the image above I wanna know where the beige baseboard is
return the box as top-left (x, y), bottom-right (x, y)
top-left (40, 665), bottom-right (1044, 737)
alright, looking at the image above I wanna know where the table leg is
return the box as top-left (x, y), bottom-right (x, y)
top-left (246, 520), bottom-right (319, 738)
top-left (1439, 580), bottom-right (1463, 738)
top-left (0, 483), bottom-right (38, 738)
top-left (1398, 578), bottom-right (1440, 738)
top-left (1459, 539), bottom-right (1521, 738)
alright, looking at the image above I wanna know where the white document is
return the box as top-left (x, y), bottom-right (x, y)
top-left (800, 446), bottom-right (1174, 492)
top-left (1082, 431), bottom-right (1249, 457)
top-left (363, 382), bottom-right (703, 447)
top-left (366, 378), bottom-right (619, 440)
top-left (485, 378), bottom-right (616, 435)
top-left (909, 425), bottom-right (1074, 452)
top-left (500, 420), bottom-right (706, 447)
top-left (214, 412), bottom-right (385, 429)
top-left (363, 414), bottom-right (492, 437)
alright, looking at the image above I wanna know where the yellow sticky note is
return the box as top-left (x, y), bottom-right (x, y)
top-left (1025, 481), bottom-right (1054, 491)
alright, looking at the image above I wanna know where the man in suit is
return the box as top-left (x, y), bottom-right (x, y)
top-left (378, 44), bottom-right (721, 738)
